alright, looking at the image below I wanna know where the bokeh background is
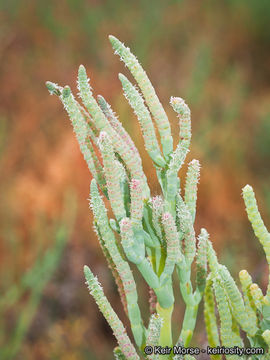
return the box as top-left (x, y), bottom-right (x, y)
top-left (1, 1), bottom-right (270, 359)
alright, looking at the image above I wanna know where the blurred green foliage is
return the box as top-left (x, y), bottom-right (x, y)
top-left (0, 0), bottom-right (270, 358)
top-left (0, 193), bottom-right (76, 360)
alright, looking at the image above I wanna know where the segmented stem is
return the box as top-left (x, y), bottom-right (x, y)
top-left (78, 64), bottom-right (149, 198)
top-left (213, 276), bottom-right (244, 354)
top-left (98, 131), bottom-right (126, 221)
top-left (250, 283), bottom-right (264, 312)
top-left (184, 159), bottom-right (200, 223)
top-left (58, 85), bottom-right (99, 180)
top-left (204, 274), bottom-right (221, 360)
top-left (130, 179), bottom-right (144, 225)
top-left (242, 184), bottom-right (270, 301)
top-left (84, 266), bottom-right (139, 360)
top-left (195, 228), bottom-right (208, 297)
top-left (151, 196), bottom-right (164, 243)
top-left (166, 97), bottom-right (191, 199)
top-left (90, 180), bottom-right (145, 347)
top-left (239, 270), bottom-right (258, 326)
top-left (109, 35), bottom-right (173, 159)
top-left (176, 194), bottom-right (196, 266)
top-left (146, 314), bottom-right (163, 360)
top-left (161, 212), bottom-right (183, 284)
top-left (119, 73), bottom-right (166, 167)
top-left (97, 94), bottom-right (141, 163)
top-left (218, 265), bottom-right (258, 336)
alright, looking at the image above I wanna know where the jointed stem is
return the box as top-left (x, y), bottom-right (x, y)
top-left (156, 302), bottom-right (174, 359)
top-left (177, 263), bottom-right (200, 347)
top-left (47, 35), bottom-right (210, 359)
top-left (180, 303), bottom-right (198, 347)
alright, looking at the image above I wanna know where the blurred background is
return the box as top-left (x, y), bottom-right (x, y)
top-left (1, 0), bottom-right (270, 359)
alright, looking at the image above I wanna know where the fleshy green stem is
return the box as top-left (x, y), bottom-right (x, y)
top-left (180, 303), bottom-right (198, 347)
top-left (156, 302), bottom-right (174, 359)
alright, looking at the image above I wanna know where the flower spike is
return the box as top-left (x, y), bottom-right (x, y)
top-left (84, 266), bottom-right (140, 360)
top-left (109, 35), bottom-right (173, 159)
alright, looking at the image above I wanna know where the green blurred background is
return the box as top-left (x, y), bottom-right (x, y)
top-left (1, 1), bottom-right (270, 359)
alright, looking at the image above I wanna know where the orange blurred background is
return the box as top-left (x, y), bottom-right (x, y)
top-left (1, 1), bottom-right (270, 359)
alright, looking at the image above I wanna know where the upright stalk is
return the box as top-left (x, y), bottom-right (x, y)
top-left (47, 35), bottom-right (209, 359)
top-left (180, 303), bottom-right (198, 347)
top-left (156, 303), bottom-right (174, 359)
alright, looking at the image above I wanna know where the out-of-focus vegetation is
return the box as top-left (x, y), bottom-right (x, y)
top-left (0, 1), bottom-right (270, 359)
top-left (0, 193), bottom-right (76, 360)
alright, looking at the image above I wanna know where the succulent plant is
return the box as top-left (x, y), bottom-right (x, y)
top-left (205, 185), bottom-right (270, 360)
top-left (47, 36), bottom-right (270, 360)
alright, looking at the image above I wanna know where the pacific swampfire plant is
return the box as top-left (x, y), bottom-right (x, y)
top-left (205, 185), bottom-right (270, 360)
top-left (46, 35), bottom-right (206, 359)
top-left (46, 36), bottom-right (270, 359)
